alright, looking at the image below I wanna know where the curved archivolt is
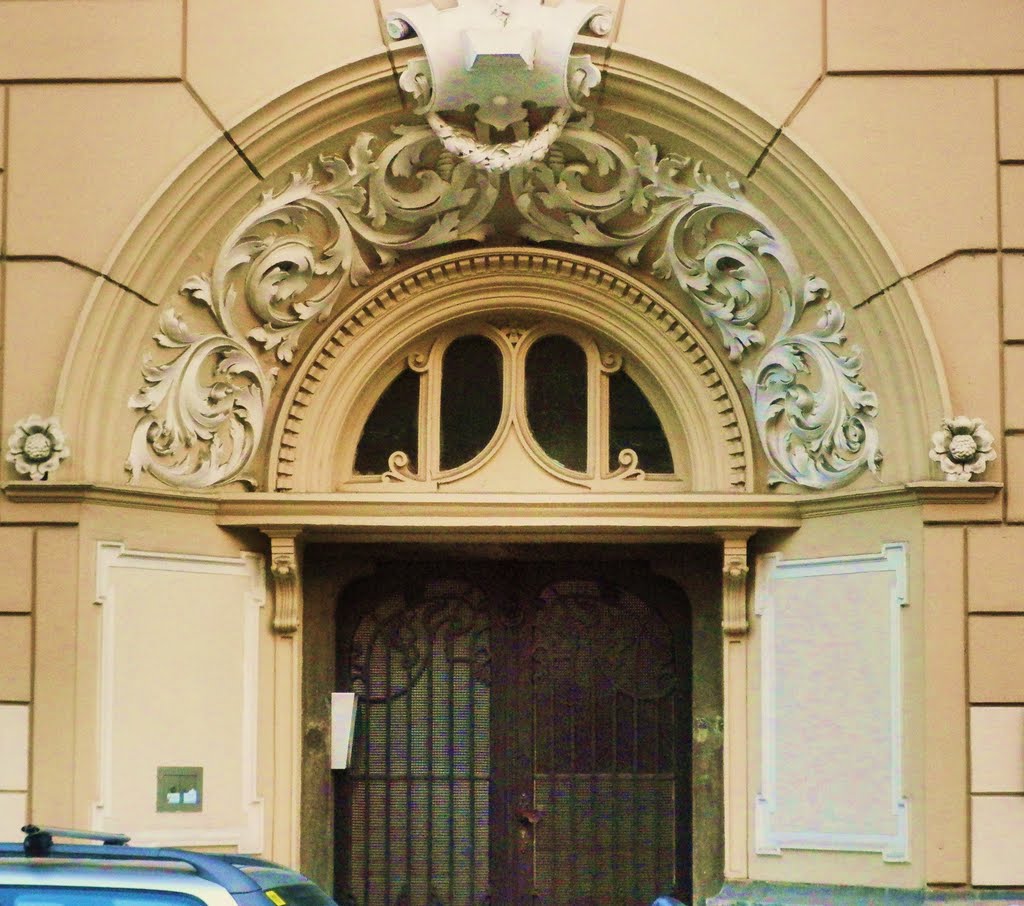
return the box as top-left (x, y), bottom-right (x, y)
top-left (269, 248), bottom-right (752, 494)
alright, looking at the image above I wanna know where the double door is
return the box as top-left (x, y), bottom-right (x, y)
top-left (335, 563), bottom-right (692, 906)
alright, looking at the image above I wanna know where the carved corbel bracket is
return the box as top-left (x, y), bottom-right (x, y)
top-left (720, 533), bottom-right (752, 636)
top-left (264, 529), bottom-right (303, 635)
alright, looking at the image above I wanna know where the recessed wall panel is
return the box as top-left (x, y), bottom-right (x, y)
top-left (755, 544), bottom-right (909, 862)
top-left (0, 705), bottom-right (29, 791)
top-left (92, 544), bottom-right (265, 850)
top-left (972, 796), bottom-right (1024, 885)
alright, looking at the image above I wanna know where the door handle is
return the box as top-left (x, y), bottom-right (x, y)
top-left (516, 794), bottom-right (544, 827)
top-left (515, 801), bottom-right (543, 844)
top-left (516, 805), bottom-right (543, 826)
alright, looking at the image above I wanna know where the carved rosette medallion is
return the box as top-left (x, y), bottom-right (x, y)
top-left (6, 414), bottom-right (71, 481)
top-left (928, 415), bottom-right (996, 482)
top-left (127, 117), bottom-right (882, 493)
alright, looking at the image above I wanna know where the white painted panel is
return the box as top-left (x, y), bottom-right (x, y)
top-left (773, 570), bottom-right (893, 833)
top-left (755, 544), bottom-right (909, 862)
top-left (92, 544), bottom-right (265, 851)
top-left (972, 795), bottom-right (1024, 885)
top-left (0, 705), bottom-right (29, 790)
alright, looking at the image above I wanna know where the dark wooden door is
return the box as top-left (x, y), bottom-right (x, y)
top-left (335, 564), bottom-right (692, 906)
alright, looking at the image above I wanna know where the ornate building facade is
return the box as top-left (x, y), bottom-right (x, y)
top-left (1, 1), bottom-right (1022, 904)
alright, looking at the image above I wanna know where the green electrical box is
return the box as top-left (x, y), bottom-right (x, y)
top-left (156, 766), bottom-right (203, 813)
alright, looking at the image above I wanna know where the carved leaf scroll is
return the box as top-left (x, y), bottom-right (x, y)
top-left (127, 130), bottom-right (498, 488)
top-left (127, 309), bottom-right (268, 489)
top-left (129, 115), bottom-right (880, 491)
top-left (511, 121), bottom-right (882, 488)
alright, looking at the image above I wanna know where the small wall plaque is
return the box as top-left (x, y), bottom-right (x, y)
top-left (156, 766), bottom-right (203, 813)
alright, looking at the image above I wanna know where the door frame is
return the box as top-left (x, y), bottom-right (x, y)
top-left (298, 541), bottom-right (731, 906)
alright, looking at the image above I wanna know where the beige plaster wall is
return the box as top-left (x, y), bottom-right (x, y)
top-left (0, 500), bottom-right (280, 855)
top-left (967, 525), bottom-right (1024, 885)
top-left (0, 526), bottom-right (33, 836)
top-left (0, 0), bottom-right (1022, 891)
top-left (922, 526), bottom-right (968, 883)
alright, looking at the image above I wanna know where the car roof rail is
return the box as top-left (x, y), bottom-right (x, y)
top-left (22, 826), bottom-right (132, 855)
top-left (11, 827), bottom-right (260, 895)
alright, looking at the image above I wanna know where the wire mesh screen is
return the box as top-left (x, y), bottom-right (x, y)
top-left (533, 775), bottom-right (676, 905)
top-left (531, 580), bottom-right (679, 906)
top-left (349, 582), bottom-right (491, 906)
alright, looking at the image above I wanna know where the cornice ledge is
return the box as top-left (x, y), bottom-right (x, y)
top-left (1, 481), bottom-right (220, 516)
top-left (4, 481), bottom-right (999, 530)
top-left (797, 481), bottom-right (1003, 519)
top-left (904, 479), bottom-right (1003, 503)
top-left (215, 491), bottom-right (801, 533)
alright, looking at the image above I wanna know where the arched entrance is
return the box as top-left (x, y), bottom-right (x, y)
top-left (280, 248), bottom-right (744, 905)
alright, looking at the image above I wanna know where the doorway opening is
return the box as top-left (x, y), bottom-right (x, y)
top-left (316, 553), bottom-right (719, 906)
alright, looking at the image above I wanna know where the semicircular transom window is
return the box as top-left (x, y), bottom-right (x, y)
top-left (350, 322), bottom-right (679, 489)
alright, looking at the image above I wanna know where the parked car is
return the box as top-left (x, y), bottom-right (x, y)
top-left (0, 827), bottom-right (337, 906)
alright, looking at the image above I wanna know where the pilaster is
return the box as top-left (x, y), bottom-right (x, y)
top-left (719, 531), bottom-right (752, 881)
top-left (262, 527), bottom-right (304, 866)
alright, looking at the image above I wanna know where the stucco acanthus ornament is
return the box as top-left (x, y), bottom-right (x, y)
top-left (509, 127), bottom-right (882, 488)
top-left (129, 116), bottom-right (880, 491)
top-left (126, 137), bottom-right (497, 488)
top-left (928, 416), bottom-right (996, 482)
top-left (387, 0), bottom-right (612, 172)
top-left (6, 415), bottom-right (71, 481)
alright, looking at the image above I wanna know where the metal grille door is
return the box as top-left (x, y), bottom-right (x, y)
top-left (337, 566), bottom-right (690, 906)
top-left (531, 580), bottom-right (679, 906)
top-left (347, 581), bottom-right (491, 906)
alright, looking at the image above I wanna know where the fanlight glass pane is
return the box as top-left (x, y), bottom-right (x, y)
top-left (525, 335), bottom-right (588, 472)
top-left (608, 370), bottom-right (674, 474)
top-left (354, 368), bottom-right (420, 475)
top-left (440, 335), bottom-right (503, 471)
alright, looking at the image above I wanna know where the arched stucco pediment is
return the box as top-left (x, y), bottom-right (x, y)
top-left (54, 50), bottom-right (948, 495)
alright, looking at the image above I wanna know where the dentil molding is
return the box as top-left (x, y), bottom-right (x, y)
top-left (126, 116), bottom-right (882, 493)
